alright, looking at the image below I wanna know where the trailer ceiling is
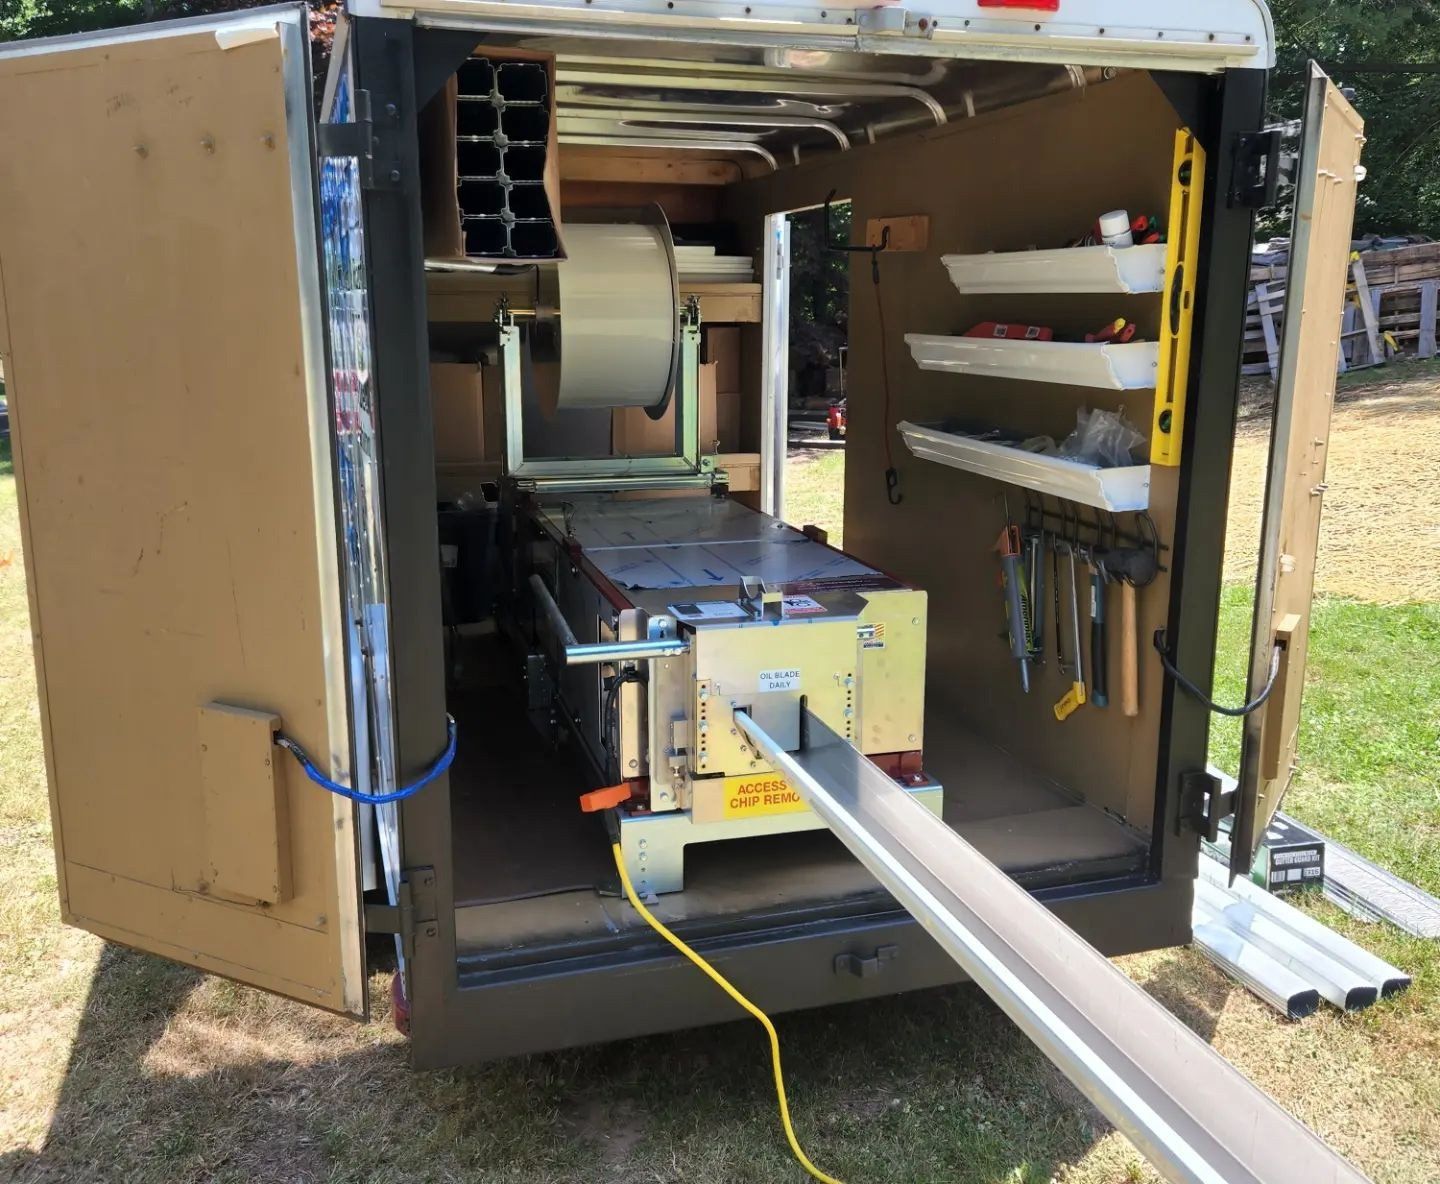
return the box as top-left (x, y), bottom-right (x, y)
top-left (455, 35), bottom-right (1114, 170)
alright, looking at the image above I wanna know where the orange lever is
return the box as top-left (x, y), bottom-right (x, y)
top-left (579, 783), bottom-right (633, 813)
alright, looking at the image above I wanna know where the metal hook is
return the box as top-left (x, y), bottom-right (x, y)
top-left (1023, 491), bottom-right (1042, 534)
top-left (885, 466), bottom-right (903, 505)
top-left (1138, 510), bottom-right (1163, 571)
top-left (825, 188), bottom-right (888, 284)
top-left (1085, 505), bottom-right (1106, 555)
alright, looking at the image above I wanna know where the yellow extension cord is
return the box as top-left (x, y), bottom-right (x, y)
top-left (610, 841), bottom-right (845, 1184)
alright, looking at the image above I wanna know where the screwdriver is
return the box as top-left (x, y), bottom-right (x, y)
top-left (1082, 547), bottom-right (1109, 709)
top-left (1053, 542), bottom-right (1088, 721)
top-left (995, 523), bottom-right (1033, 693)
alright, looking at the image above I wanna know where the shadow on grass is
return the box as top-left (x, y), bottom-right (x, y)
top-left (0, 938), bottom-right (1139, 1184)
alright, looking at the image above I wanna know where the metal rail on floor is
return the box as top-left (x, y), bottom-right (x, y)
top-left (734, 708), bottom-right (1371, 1184)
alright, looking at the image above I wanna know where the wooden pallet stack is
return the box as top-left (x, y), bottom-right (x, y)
top-left (1243, 240), bottom-right (1440, 378)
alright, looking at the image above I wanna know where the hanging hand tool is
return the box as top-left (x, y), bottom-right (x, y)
top-left (1129, 213), bottom-right (1163, 245)
top-left (1025, 526), bottom-right (1045, 665)
top-left (995, 522), bottom-right (1033, 693)
top-left (1095, 543), bottom-right (1158, 718)
top-left (1052, 541), bottom-right (1087, 720)
top-left (1085, 317), bottom-right (1139, 345)
top-left (1052, 536), bottom-right (1066, 672)
top-left (1081, 548), bottom-right (1109, 709)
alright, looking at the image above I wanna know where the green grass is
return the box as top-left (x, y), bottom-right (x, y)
top-left (783, 449), bottom-right (846, 547)
top-left (1210, 587), bottom-right (1440, 896)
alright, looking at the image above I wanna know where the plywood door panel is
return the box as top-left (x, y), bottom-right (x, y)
top-left (0, 12), bottom-right (364, 1015)
top-left (1234, 69), bottom-right (1364, 872)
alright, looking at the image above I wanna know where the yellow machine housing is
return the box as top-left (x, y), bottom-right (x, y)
top-left (525, 495), bottom-right (941, 893)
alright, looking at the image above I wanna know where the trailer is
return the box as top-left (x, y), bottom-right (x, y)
top-left (0, 2), bottom-right (1369, 1179)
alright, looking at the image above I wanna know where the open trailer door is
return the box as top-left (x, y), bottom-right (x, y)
top-left (1232, 65), bottom-right (1365, 879)
top-left (0, 7), bottom-right (368, 1015)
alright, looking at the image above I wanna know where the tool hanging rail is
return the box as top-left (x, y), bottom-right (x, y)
top-left (733, 708), bottom-right (1371, 1184)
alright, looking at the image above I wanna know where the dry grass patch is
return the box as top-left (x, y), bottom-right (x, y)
top-left (1225, 360), bottom-right (1440, 600)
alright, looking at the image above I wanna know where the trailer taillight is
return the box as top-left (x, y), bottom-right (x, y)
top-left (978, 0), bottom-right (1061, 10)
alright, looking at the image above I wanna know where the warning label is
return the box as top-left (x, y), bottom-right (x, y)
top-left (721, 774), bottom-right (811, 819)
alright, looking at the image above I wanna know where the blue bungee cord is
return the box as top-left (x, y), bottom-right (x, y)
top-left (274, 715), bottom-right (457, 805)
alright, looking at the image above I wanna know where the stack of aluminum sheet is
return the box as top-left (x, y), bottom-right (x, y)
top-left (1317, 828), bottom-right (1440, 938)
top-left (673, 245), bottom-right (754, 283)
top-left (539, 497), bottom-right (875, 590)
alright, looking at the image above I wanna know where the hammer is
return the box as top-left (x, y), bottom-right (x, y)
top-left (1095, 545), bottom-right (1158, 717)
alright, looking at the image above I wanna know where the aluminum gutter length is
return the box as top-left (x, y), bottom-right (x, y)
top-left (1195, 878), bottom-right (1376, 1011)
top-left (1197, 858), bottom-right (1410, 999)
top-left (1191, 900), bottom-right (1320, 1021)
top-left (735, 708), bottom-right (1372, 1184)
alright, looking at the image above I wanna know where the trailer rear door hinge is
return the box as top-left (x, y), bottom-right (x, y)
top-left (1229, 127), bottom-right (1290, 209)
top-left (316, 88), bottom-right (404, 192)
top-left (1176, 771), bottom-right (1234, 842)
top-left (363, 867), bottom-right (437, 958)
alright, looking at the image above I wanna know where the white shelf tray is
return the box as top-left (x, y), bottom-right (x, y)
top-left (941, 244), bottom-right (1167, 295)
top-left (905, 333), bottom-right (1158, 390)
top-left (898, 421), bottom-right (1150, 512)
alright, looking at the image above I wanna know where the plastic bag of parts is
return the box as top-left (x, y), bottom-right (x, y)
top-left (1021, 408), bottom-right (1145, 469)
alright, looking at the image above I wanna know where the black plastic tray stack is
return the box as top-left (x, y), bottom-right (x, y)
top-left (455, 57), bottom-right (560, 259)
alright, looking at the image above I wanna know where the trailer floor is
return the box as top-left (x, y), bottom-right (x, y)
top-left (447, 649), bottom-right (1146, 959)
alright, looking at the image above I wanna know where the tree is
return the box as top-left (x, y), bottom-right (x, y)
top-left (1268, 0), bottom-right (1440, 237)
top-left (1, 0), bottom-right (143, 41)
top-left (787, 203), bottom-right (850, 399)
top-left (0, 0), bottom-right (338, 72)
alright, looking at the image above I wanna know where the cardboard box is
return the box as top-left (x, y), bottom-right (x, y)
top-left (430, 364), bottom-right (487, 463)
top-left (1252, 814), bottom-right (1325, 895)
top-left (716, 389), bottom-right (741, 453)
top-left (716, 452), bottom-right (760, 492)
top-left (613, 362), bottom-right (718, 456)
top-left (705, 326), bottom-right (742, 392)
top-left (431, 364), bottom-right (504, 501)
top-left (418, 50), bottom-right (567, 261)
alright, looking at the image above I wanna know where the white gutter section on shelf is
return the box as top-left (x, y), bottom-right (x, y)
top-left (898, 421), bottom-right (1150, 512)
top-left (732, 707), bottom-right (1370, 1184)
top-left (905, 333), bottom-right (1159, 390)
top-left (942, 244), bottom-right (1168, 295)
